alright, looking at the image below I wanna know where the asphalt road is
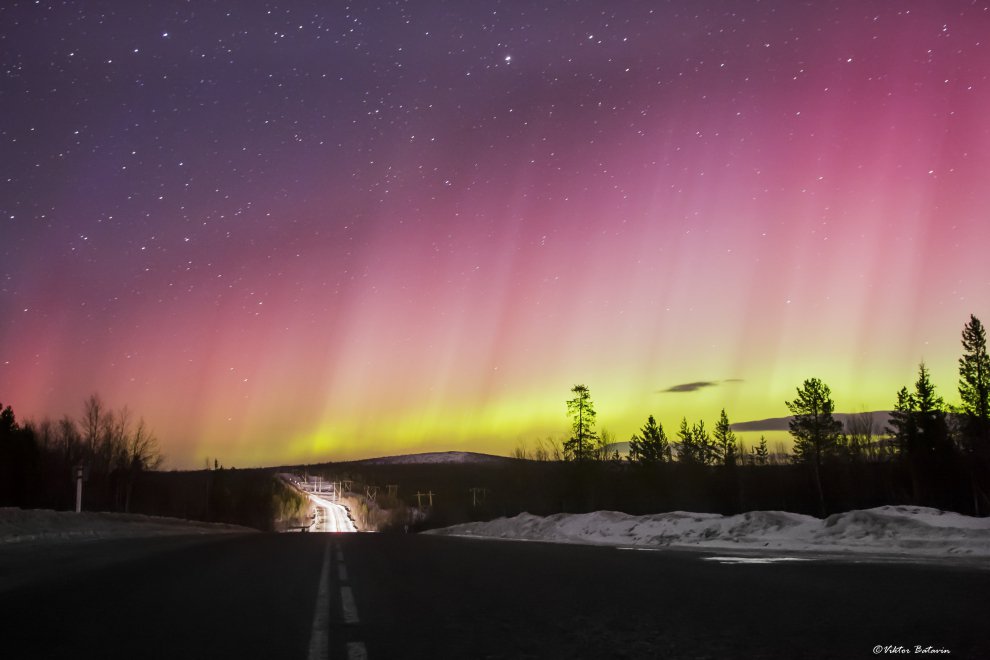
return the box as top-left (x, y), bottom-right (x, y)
top-left (1, 533), bottom-right (987, 659)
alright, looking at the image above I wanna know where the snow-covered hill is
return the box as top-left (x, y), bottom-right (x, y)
top-left (353, 451), bottom-right (514, 465)
top-left (426, 506), bottom-right (990, 559)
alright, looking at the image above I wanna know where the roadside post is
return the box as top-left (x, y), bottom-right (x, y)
top-left (74, 465), bottom-right (85, 512)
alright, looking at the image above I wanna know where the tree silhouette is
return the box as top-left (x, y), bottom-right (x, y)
top-left (563, 384), bottom-right (597, 461)
top-left (675, 417), bottom-right (698, 464)
top-left (959, 314), bottom-right (990, 457)
top-left (693, 420), bottom-right (714, 465)
top-left (628, 415), bottom-right (671, 465)
top-left (888, 363), bottom-right (953, 504)
top-left (786, 378), bottom-right (842, 516)
top-left (752, 436), bottom-right (770, 465)
top-left (713, 408), bottom-right (737, 466)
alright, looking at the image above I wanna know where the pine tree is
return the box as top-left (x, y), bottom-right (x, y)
top-left (959, 314), bottom-right (990, 456)
top-left (713, 408), bottom-right (738, 466)
top-left (628, 415), bottom-right (670, 465)
top-left (786, 377), bottom-right (842, 516)
top-left (563, 384), bottom-right (598, 461)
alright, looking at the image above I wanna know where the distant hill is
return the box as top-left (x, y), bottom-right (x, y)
top-left (353, 451), bottom-right (516, 465)
top-left (731, 411), bottom-right (893, 433)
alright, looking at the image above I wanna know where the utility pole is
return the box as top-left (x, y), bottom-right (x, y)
top-left (386, 484), bottom-right (398, 498)
top-left (366, 485), bottom-right (378, 502)
top-left (414, 491), bottom-right (435, 507)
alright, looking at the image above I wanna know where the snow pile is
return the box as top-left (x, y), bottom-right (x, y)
top-left (427, 506), bottom-right (990, 558)
top-left (0, 508), bottom-right (254, 545)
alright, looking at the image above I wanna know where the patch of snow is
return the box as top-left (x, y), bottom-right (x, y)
top-left (0, 508), bottom-right (255, 546)
top-left (426, 506), bottom-right (990, 559)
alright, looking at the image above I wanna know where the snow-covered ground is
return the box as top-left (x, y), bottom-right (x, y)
top-left (426, 506), bottom-right (990, 560)
top-left (0, 508), bottom-right (254, 545)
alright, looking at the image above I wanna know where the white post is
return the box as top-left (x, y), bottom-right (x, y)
top-left (74, 466), bottom-right (83, 513)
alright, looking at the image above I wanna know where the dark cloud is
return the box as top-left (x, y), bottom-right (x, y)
top-left (662, 381), bottom-right (718, 393)
top-left (660, 379), bottom-right (744, 393)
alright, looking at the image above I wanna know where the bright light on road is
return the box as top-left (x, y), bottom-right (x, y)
top-left (308, 493), bottom-right (357, 533)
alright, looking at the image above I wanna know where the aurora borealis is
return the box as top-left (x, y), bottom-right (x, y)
top-left (2, 1), bottom-right (989, 468)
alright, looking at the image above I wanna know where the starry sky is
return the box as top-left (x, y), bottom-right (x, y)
top-left (2, 1), bottom-right (989, 468)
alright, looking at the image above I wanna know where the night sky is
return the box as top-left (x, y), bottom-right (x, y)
top-left (2, 1), bottom-right (989, 468)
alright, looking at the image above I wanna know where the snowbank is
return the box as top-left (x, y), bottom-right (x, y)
top-left (426, 506), bottom-right (990, 558)
top-left (0, 508), bottom-right (255, 545)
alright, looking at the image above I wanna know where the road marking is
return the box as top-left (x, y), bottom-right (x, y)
top-left (338, 561), bottom-right (348, 582)
top-left (336, 546), bottom-right (344, 563)
top-left (704, 556), bottom-right (813, 564)
top-left (347, 641), bottom-right (368, 660)
top-left (340, 585), bottom-right (360, 624)
top-left (307, 541), bottom-right (332, 660)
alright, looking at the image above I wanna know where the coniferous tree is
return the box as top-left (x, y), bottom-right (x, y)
top-left (786, 377), bottom-right (842, 516)
top-left (888, 364), bottom-right (953, 504)
top-left (912, 363), bottom-right (951, 459)
top-left (753, 435), bottom-right (770, 465)
top-left (713, 408), bottom-right (738, 466)
top-left (628, 415), bottom-right (670, 465)
top-left (959, 314), bottom-right (990, 457)
top-left (887, 386), bottom-right (916, 455)
top-left (676, 417), bottom-right (698, 464)
top-left (693, 420), bottom-right (714, 465)
top-left (563, 384), bottom-right (597, 462)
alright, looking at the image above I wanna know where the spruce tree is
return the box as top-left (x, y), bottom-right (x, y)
top-left (887, 386), bottom-right (917, 457)
top-left (888, 364), bottom-right (953, 504)
top-left (713, 408), bottom-right (738, 466)
top-left (628, 415), bottom-right (670, 465)
top-left (676, 417), bottom-right (698, 464)
top-left (959, 314), bottom-right (990, 456)
top-left (693, 420), bottom-right (713, 465)
top-left (753, 435), bottom-right (770, 465)
top-left (912, 363), bottom-right (951, 458)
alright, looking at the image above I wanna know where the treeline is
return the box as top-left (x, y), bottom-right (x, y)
top-left (511, 314), bottom-right (990, 517)
top-left (0, 394), bottom-right (162, 512)
top-left (0, 395), bottom-right (310, 531)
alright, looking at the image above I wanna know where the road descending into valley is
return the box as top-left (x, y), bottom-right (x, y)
top-left (308, 494), bottom-right (357, 533)
top-left (1, 532), bottom-right (987, 659)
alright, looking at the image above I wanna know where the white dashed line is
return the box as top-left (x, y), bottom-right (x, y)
top-left (307, 541), bottom-right (331, 660)
top-left (340, 585), bottom-right (360, 624)
top-left (347, 641), bottom-right (369, 660)
top-left (338, 561), bottom-right (349, 582)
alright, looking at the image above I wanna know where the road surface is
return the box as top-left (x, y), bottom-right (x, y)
top-left (277, 474), bottom-right (357, 533)
top-left (1, 533), bottom-right (987, 659)
top-left (308, 493), bottom-right (357, 533)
